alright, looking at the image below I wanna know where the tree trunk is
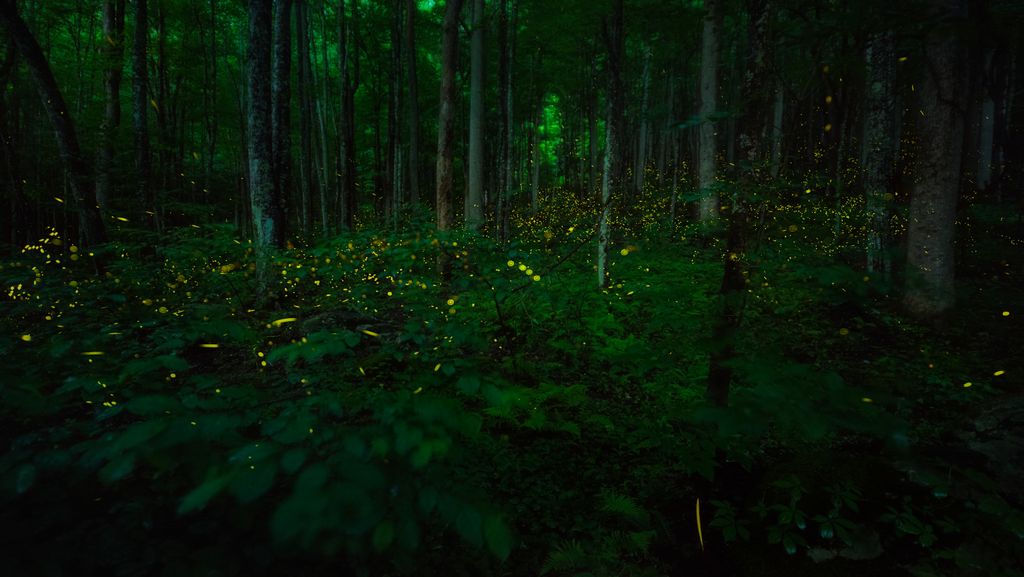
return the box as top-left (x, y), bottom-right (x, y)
top-left (133, 0), bottom-right (151, 221)
top-left (0, 0), bottom-right (107, 247)
top-left (465, 0), bottom-right (485, 230)
top-left (634, 44), bottom-right (651, 195)
top-left (405, 0), bottom-right (420, 205)
top-left (904, 0), bottom-right (965, 318)
top-left (247, 0), bottom-right (283, 252)
top-left (698, 0), bottom-right (721, 221)
top-left (862, 31), bottom-right (896, 278)
top-left (272, 0), bottom-right (292, 234)
top-left (436, 0), bottom-right (464, 278)
top-left (297, 0), bottom-right (314, 234)
top-left (96, 0), bottom-right (125, 210)
top-left (337, 0), bottom-right (359, 229)
top-left (597, 0), bottom-right (623, 289)
top-left (706, 0), bottom-right (772, 407)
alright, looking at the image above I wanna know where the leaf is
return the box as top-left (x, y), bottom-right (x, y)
top-left (456, 374), bottom-right (481, 394)
top-left (112, 418), bottom-right (169, 452)
top-left (99, 454), bottom-right (136, 483)
top-left (372, 520), bottom-right (395, 552)
top-left (484, 514), bottom-right (512, 560)
top-left (231, 463), bottom-right (277, 503)
top-left (280, 448), bottom-right (308, 474)
top-left (15, 464), bottom-right (36, 494)
top-left (179, 471), bottom-right (234, 514)
top-left (456, 508), bottom-right (483, 547)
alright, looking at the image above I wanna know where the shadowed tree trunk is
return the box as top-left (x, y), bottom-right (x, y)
top-left (133, 0), bottom-right (152, 222)
top-left (707, 0), bottom-right (772, 407)
top-left (247, 0), bottom-right (283, 254)
top-left (904, 0), bottom-right (965, 318)
top-left (863, 30), bottom-right (896, 278)
top-left (297, 0), bottom-right (314, 234)
top-left (436, 0), bottom-right (464, 279)
top-left (405, 0), bottom-right (420, 206)
top-left (698, 0), bottom-right (721, 221)
top-left (96, 0), bottom-right (125, 210)
top-left (466, 0), bottom-right (485, 230)
top-left (597, 0), bottom-right (623, 289)
top-left (0, 0), bottom-right (107, 247)
top-left (272, 0), bottom-right (292, 235)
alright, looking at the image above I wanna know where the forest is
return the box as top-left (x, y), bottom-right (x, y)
top-left (0, 0), bottom-right (1022, 574)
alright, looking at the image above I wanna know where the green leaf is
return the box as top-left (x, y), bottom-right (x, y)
top-left (99, 454), bottom-right (135, 483)
top-left (484, 514), bottom-right (512, 560)
top-left (15, 464), bottom-right (36, 494)
top-left (456, 508), bottom-right (483, 547)
top-left (280, 448), bottom-right (308, 474)
top-left (112, 418), bottom-right (169, 452)
top-left (372, 520), bottom-right (395, 552)
top-left (231, 463), bottom-right (277, 503)
top-left (179, 471), bottom-right (234, 514)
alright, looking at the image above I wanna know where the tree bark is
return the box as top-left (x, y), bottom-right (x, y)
top-left (698, 0), bottom-right (721, 221)
top-left (706, 0), bottom-right (772, 407)
top-left (0, 0), bottom-right (107, 247)
top-left (904, 0), bottom-right (965, 318)
top-left (133, 0), bottom-right (151, 221)
top-left (247, 0), bottom-right (283, 252)
top-left (97, 0), bottom-right (125, 210)
top-left (436, 0), bottom-right (464, 264)
top-left (272, 0), bottom-right (292, 234)
top-left (863, 31), bottom-right (896, 278)
top-left (405, 0), bottom-right (420, 205)
top-left (465, 0), bottom-right (485, 230)
top-left (297, 0), bottom-right (314, 234)
top-left (597, 0), bottom-right (623, 288)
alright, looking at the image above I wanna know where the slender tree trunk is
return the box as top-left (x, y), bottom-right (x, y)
top-left (904, 0), bottom-right (965, 318)
top-left (297, 0), bottom-right (314, 234)
top-left (0, 0), bottom-right (107, 247)
top-left (634, 44), bottom-right (651, 195)
top-left (133, 0), bottom-right (151, 221)
top-left (863, 31), bottom-right (895, 278)
top-left (389, 0), bottom-right (402, 223)
top-left (597, 0), bottom-right (623, 289)
top-left (96, 0), bottom-right (125, 211)
top-left (698, 0), bottom-right (721, 220)
top-left (495, 0), bottom-right (511, 241)
top-left (437, 0), bottom-right (464, 279)
top-left (272, 0), bottom-right (292, 234)
top-left (465, 0), bottom-right (485, 230)
top-left (247, 0), bottom-right (283, 253)
top-left (707, 0), bottom-right (772, 407)
top-left (405, 0), bottom-right (420, 205)
top-left (770, 81), bottom-right (784, 177)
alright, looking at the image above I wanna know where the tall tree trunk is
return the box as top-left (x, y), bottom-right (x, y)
top-left (863, 31), bottom-right (896, 278)
top-left (297, 0), bottom-right (314, 234)
top-left (465, 0), bottom-right (485, 230)
top-left (387, 0), bottom-right (402, 224)
top-left (247, 0), bottom-right (283, 253)
top-left (436, 0), bottom-right (464, 277)
top-left (405, 0), bottom-right (420, 206)
top-left (597, 0), bottom-right (623, 288)
top-left (0, 0), bottom-right (107, 247)
top-left (769, 81), bottom-right (783, 177)
top-left (706, 0), bottom-right (772, 407)
top-left (634, 43), bottom-right (651, 195)
top-left (904, 0), bottom-right (965, 318)
top-left (272, 0), bottom-right (292, 233)
top-left (338, 0), bottom-right (354, 229)
top-left (495, 0), bottom-right (511, 241)
top-left (96, 0), bottom-right (125, 210)
top-left (133, 0), bottom-right (151, 221)
top-left (698, 0), bottom-right (721, 221)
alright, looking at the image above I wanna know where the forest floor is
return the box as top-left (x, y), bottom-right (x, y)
top-left (1, 194), bottom-right (1022, 576)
